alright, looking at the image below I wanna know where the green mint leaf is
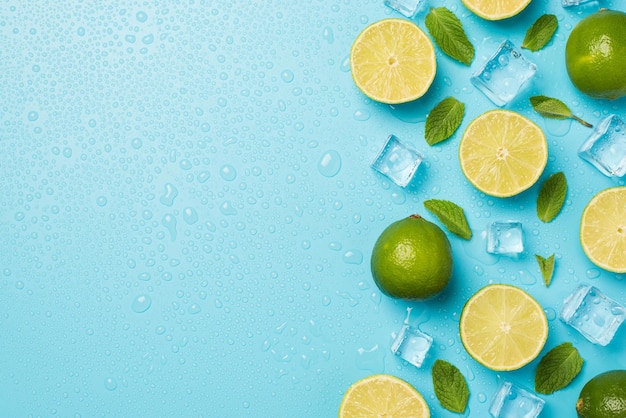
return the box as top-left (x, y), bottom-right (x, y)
top-left (425, 7), bottom-right (475, 66)
top-left (432, 359), bottom-right (469, 413)
top-left (522, 14), bottom-right (558, 52)
top-left (424, 199), bottom-right (472, 240)
top-left (530, 95), bottom-right (592, 127)
top-left (537, 172), bottom-right (567, 223)
top-left (535, 254), bottom-right (555, 287)
top-left (535, 342), bottom-right (584, 394)
top-left (425, 97), bottom-right (465, 146)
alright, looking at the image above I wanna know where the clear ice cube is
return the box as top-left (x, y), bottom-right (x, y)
top-left (487, 221), bottom-right (524, 256)
top-left (489, 381), bottom-right (545, 418)
top-left (371, 134), bottom-right (423, 187)
top-left (578, 114), bottom-right (626, 177)
top-left (471, 40), bottom-right (537, 107)
top-left (390, 323), bottom-right (433, 368)
top-left (562, 0), bottom-right (597, 7)
top-left (384, 0), bottom-right (425, 18)
top-left (559, 284), bottom-right (626, 346)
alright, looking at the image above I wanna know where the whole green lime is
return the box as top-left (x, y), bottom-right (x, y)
top-left (577, 370), bottom-right (626, 418)
top-left (566, 9), bottom-right (626, 100)
top-left (370, 214), bottom-right (453, 300)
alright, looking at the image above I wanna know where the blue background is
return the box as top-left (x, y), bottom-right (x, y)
top-left (2, 0), bottom-right (626, 416)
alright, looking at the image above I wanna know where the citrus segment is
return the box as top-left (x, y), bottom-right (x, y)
top-left (339, 374), bottom-right (430, 418)
top-left (461, 0), bottom-right (531, 20)
top-left (459, 109), bottom-right (547, 197)
top-left (460, 284), bottom-right (548, 371)
top-left (350, 19), bottom-right (436, 104)
top-left (580, 187), bottom-right (626, 273)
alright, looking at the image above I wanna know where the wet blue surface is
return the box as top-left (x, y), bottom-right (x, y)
top-left (1, 0), bottom-right (626, 416)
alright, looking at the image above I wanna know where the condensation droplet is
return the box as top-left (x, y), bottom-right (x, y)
top-left (104, 377), bottom-right (117, 391)
top-left (317, 150), bottom-right (342, 177)
top-left (220, 164), bottom-right (237, 181)
top-left (343, 250), bottom-right (363, 265)
top-left (280, 69), bottom-right (294, 83)
top-left (160, 183), bottom-right (179, 207)
top-left (131, 294), bottom-right (152, 313)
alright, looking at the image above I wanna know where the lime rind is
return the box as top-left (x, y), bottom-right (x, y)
top-left (461, 0), bottom-right (532, 20)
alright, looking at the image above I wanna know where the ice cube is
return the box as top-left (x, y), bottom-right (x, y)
top-left (489, 381), bottom-right (545, 418)
top-left (487, 221), bottom-right (524, 256)
top-left (559, 284), bottom-right (626, 346)
top-left (371, 134), bottom-right (423, 187)
top-left (578, 114), bottom-right (626, 177)
top-left (471, 40), bottom-right (537, 107)
top-left (384, 0), bottom-right (426, 18)
top-left (390, 323), bottom-right (433, 368)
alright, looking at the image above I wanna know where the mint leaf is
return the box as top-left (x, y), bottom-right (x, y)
top-left (425, 97), bottom-right (465, 146)
top-left (425, 7), bottom-right (475, 66)
top-left (522, 14), bottom-right (558, 52)
top-left (530, 95), bottom-right (592, 127)
top-left (537, 172), bottom-right (567, 223)
top-left (535, 254), bottom-right (555, 287)
top-left (424, 199), bottom-right (472, 240)
top-left (535, 342), bottom-right (584, 394)
top-left (432, 359), bottom-right (469, 413)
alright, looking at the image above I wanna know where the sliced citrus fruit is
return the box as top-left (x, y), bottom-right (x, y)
top-left (339, 374), bottom-right (430, 418)
top-left (460, 284), bottom-right (548, 371)
top-left (580, 187), bottom-right (626, 273)
top-left (459, 109), bottom-right (547, 197)
top-left (461, 0), bottom-right (531, 20)
top-left (350, 18), bottom-right (436, 104)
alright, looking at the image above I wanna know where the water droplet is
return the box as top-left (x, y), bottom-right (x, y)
top-left (136, 11), bottom-right (148, 22)
top-left (343, 250), bottom-right (363, 265)
top-left (586, 268), bottom-right (601, 279)
top-left (280, 70), bottom-right (294, 83)
top-left (188, 303), bottom-right (201, 314)
top-left (160, 183), bottom-right (178, 207)
top-left (27, 111), bottom-right (39, 121)
top-left (353, 109), bottom-right (371, 121)
top-left (104, 377), bottom-right (117, 391)
top-left (14, 212), bottom-right (25, 221)
top-left (220, 164), bottom-right (237, 181)
top-left (182, 207), bottom-right (198, 225)
top-left (96, 196), bottom-right (108, 207)
top-left (329, 242), bottom-right (342, 251)
top-left (131, 137), bottom-right (143, 149)
top-left (219, 201), bottom-right (237, 216)
top-left (197, 171), bottom-right (210, 183)
top-left (131, 294), bottom-right (152, 313)
top-left (317, 150), bottom-right (342, 177)
top-left (162, 214), bottom-right (177, 241)
top-left (356, 345), bottom-right (384, 372)
top-left (322, 26), bottom-right (334, 44)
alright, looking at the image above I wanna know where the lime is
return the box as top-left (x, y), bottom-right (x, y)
top-left (566, 9), bottom-right (626, 100)
top-left (459, 284), bottom-right (548, 371)
top-left (370, 214), bottom-right (452, 301)
top-left (459, 109), bottom-right (547, 198)
top-left (580, 187), bottom-right (626, 273)
top-left (339, 374), bottom-right (430, 418)
top-left (461, 0), bottom-right (531, 20)
top-left (577, 370), bottom-right (626, 418)
top-left (350, 19), bottom-right (436, 104)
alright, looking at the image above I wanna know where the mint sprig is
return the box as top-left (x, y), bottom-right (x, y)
top-left (537, 172), bottom-right (567, 223)
top-left (425, 7), bottom-right (475, 66)
top-left (522, 14), bottom-right (558, 52)
top-left (424, 199), bottom-right (472, 240)
top-left (432, 359), bottom-right (469, 413)
top-left (535, 342), bottom-right (584, 394)
top-left (535, 254), bottom-right (555, 287)
top-left (425, 97), bottom-right (465, 146)
top-left (530, 95), bottom-right (592, 128)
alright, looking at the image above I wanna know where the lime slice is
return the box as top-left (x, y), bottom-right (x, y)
top-left (459, 109), bottom-right (547, 198)
top-left (580, 187), bottom-right (626, 273)
top-left (339, 374), bottom-right (430, 418)
top-left (460, 284), bottom-right (548, 371)
top-left (461, 0), bottom-right (531, 20)
top-left (350, 19), bottom-right (436, 104)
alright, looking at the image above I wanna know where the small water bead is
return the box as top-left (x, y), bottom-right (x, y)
top-left (160, 183), bottom-right (178, 207)
top-left (317, 150), bottom-right (342, 177)
top-left (197, 171), bottom-right (210, 183)
top-left (14, 212), bottom-right (25, 221)
top-left (322, 26), bottom-right (334, 44)
top-left (586, 268), bottom-right (601, 279)
top-left (353, 109), bottom-right (371, 121)
top-left (219, 201), bottom-right (237, 216)
top-left (77, 26), bottom-right (86, 36)
top-left (343, 250), bottom-right (363, 265)
top-left (182, 207), bottom-right (198, 225)
top-left (131, 294), bottom-right (152, 313)
top-left (340, 55), bottom-right (351, 72)
top-left (162, 214), bottom-right (178, 241)
top-left (136, 11), bottom-right (148, 22)
top-left (142, 34), bottom-right (154, 44)
top-left (189, 304), bottom-right (201, 314)
top-left (96, 196), bottom-right (108, 207)
top-left (131, 137), bottom-right (143, 149)
top-left (27, 111), bottom-right (39, 121)
top-left (104, 377), bottom-right (117, 391)
top-left (220, 164), bottom-right (237, 181)
top-left (280, 70), bottom-right (294, 83)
